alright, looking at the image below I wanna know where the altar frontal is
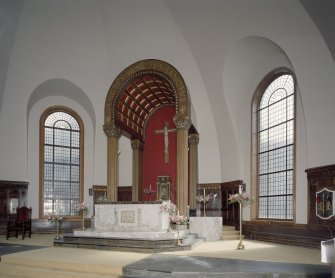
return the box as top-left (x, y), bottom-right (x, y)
top-left (94, 202), bottom-right (169, 232)
top-left (73, 201), bottom-right (189, 240)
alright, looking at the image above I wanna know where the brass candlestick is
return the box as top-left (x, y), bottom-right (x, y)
top-left (177, 222), bottom-right (181, 246)
top-left (236, 202), bottom-right (245, 250)
top-left (55, 222), bottom-right (61, 240)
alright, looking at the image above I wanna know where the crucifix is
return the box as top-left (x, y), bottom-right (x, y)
top-left (155, 121), bottom-right (176, 163)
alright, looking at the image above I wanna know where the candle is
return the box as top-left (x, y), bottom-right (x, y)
top-left (239, 185), bottom-right (242, 194)
top-left (187, 205), bottom-right (189, 218)
top-left (177, 210), bottom-right (180, 217)
top-left (149, 184), bottom-right (151, 191)
top-left (203, 188), bottom-right (205, 197)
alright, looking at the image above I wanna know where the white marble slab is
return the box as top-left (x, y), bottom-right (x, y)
top-left (189, 217), bottom-right (222, 241)
top-left (74, 229), bottom-right (189, 240)
top-left (94, 202), bottom-right (170, 232)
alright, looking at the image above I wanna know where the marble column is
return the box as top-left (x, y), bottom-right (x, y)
top-left (103, 123), bottom-right (121, 202)
top-left (188, 134), bottom-right (199, 210)
top-left (174, 116), bottom-right (191, 216)
top-left (131, 139), bottom-right (144, 202)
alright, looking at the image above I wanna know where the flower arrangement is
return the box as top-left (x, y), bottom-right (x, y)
top-left (170, 214), bottom-right (189, 225)
top-left (196, 193), bottom-right (213, 203)
top-left (228, 193), bottom-right (254, 205)
top-left (160, 201), bottom-right (188, 225)
top-left (48, 214), bottom-right (64, 224)
top-left (160, 200), bottom-right (177, 215)
top-left (74, 202), bottom-right (89, 213)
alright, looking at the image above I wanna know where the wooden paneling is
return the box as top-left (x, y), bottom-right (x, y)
top-left (243, 165), bottom-right (335, 248)
top-left (198, 180), bottom-right (242, 227)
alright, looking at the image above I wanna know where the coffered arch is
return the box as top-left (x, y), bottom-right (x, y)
top-left (104, 59), bottom-right (191, 139)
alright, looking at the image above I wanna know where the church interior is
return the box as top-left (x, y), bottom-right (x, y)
top-left (0, 0), bottom-right (335, 277)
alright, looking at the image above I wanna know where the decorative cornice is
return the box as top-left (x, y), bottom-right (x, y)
top-left (131, 139), bottom-right (145, 151)
top-left (103, 122), bottom-right (121, 138)
top-left (188, 134), bottom-right (199, 145)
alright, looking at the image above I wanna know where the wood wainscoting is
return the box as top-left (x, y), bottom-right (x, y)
top-left (198, 180), bottom-right (242, 228)
top-left (243, 164), bottom-right (335, 249)
top-left (243, 221), bottom-right (331, 249)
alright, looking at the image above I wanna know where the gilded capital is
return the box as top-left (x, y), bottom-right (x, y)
top-left (173, 114), bottom-right (192, 130)
top-left (131, 139), bottom-right (145, 151)
top-left (188, 134), bottom-right (199, 145)
top-left (103, 122), bottom-right (121, 138)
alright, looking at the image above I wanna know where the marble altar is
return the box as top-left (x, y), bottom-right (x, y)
top-left (189, 216), bottom-right (222, 241)
top-left (74, 201), bottom-right (189, 240)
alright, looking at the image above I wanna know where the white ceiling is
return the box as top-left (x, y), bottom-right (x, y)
top-left (0, 0), bottom-right (334, 115)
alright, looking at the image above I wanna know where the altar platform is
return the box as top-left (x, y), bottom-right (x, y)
top-left (54, 201), bottom-right (204, 252)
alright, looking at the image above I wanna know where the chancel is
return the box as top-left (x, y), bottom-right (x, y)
top-left (0, 0), bottom-right (335, 277)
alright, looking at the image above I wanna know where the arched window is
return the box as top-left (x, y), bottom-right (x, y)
top-left (40, 107), bottom-right (84, 217)
top-left (255, 71), bottom-right (295, 220)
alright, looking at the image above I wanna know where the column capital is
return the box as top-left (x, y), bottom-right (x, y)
top-left (103, 122), bottom-right (121, 138)
top-left (173, 114), bottom-right (192, 129)
top-left (131, 139), bottom-right (145, 151)
top-left (188, 134), bottom-right (199, 145)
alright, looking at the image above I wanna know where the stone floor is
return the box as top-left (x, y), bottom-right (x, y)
top-left (0, 234), bottom-right (333, 277)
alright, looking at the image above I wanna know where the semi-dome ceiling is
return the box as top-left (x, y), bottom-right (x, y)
top-left (115, 74), bottom-right (176, 140)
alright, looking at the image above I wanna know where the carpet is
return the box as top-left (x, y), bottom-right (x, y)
top-left (0, 243), bottom-right (47, 257)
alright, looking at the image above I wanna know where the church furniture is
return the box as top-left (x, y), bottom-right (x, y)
top-left (6, 206), bottom-right (32, 239)
top-left (6, 213), bottom-right (17, 239)
top-left (0, 180), bottom-right (28, 235)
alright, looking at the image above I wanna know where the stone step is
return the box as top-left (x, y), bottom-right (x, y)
top-left (221, 225), bottom-right (239, 240)
top-left (54, 232), bottom-right (204, 253)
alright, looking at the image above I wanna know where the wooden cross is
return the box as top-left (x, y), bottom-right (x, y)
top-left (155, 121), bottom-right (176, 163)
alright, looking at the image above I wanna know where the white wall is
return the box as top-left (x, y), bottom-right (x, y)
top-left (0, 0), bottom-right (335, 223)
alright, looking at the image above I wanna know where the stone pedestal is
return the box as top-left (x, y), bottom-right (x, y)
top-left (189, 217), bottom-right (222, 241)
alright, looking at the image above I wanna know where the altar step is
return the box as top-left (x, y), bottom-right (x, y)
top-left (221, 225), bottom-right (240, 240)
top-left (54, 232), bottom-right (205, 253)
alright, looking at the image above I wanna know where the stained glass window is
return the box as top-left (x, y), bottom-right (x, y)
top-left (258, 74), bottom-right (294, 220)
top-left (42, 110), bottom-right (82, 216)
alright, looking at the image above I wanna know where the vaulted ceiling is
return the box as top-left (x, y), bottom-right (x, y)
top-left (115, 74), bottom-right (176, 140)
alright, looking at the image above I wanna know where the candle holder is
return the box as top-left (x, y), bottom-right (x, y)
top-left (177, 222), bottom-right (181, 246)
top-left (236, 202), bottom-right (245, 250)
top-left (196, 188), bottom-right (213, 217)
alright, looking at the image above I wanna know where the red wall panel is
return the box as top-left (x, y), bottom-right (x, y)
top-left (142, 107), bottom-right (177, 203)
